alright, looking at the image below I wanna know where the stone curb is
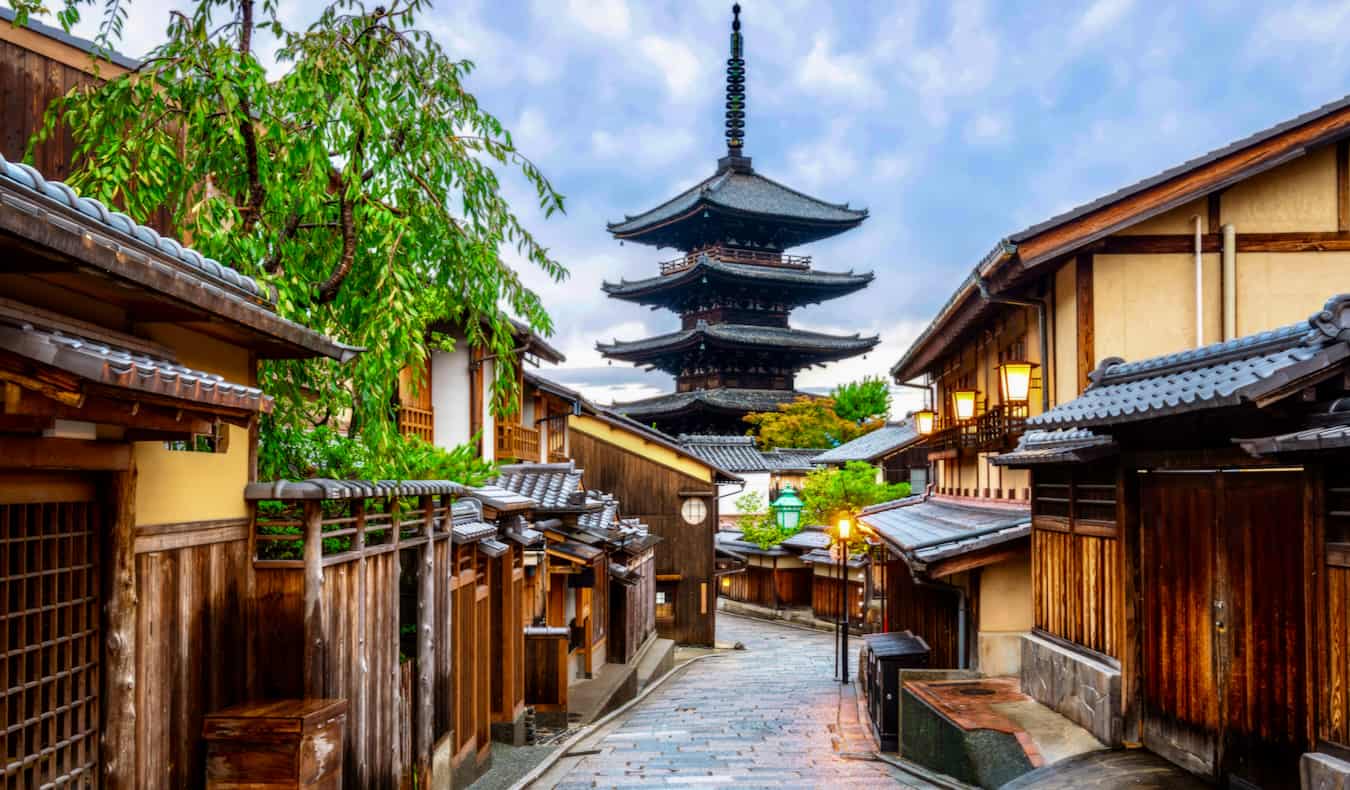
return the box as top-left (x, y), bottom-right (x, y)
top-left (508, 651), bottom-right (730, 789)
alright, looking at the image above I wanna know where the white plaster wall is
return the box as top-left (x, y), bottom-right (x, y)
top-left (720, 472), bottom-right (771, 515)
top-left (481, 358), bottom-right (496, 461)
top-left (430, 346), bottom-right (471, 450)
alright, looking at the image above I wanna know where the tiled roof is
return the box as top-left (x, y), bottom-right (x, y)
top-left (598, 322), bottom-right (879, 361)
top-left (615, 388), bottom-right (811, 419)
top-left (860, 496), bottom-right (1030, 566)
top-left (762, 448), bottom-right (824, 472)
top-left (799, 547), bottom-right (867, 568)
top-left (602, 255), bottom-right (873, 299)
top-left (493, 462), bottom-right (587, 510)
top-left (1029, 297), bottom-right (1350, 430)
top-left (576, 493), bottom-right (620, 532)
top-left (245, 478), bottom-right (470, 501)
top-left (780, 528), bottom-right (832, 551)
top-left (1239, 420), bottom-right (1350, 456)
top-left (715, 530), bottom-right (790, 557)
top-left (0, 154), bottom-right (268, 303)
top-left (812, 421), bottom-right (920, 464)
top-left (679, 435), bottom-right (768, 472)
top-left (477, 539), bottom-right (510, 558)
top-left (450, 499), bottom-right (496, 544)
top-left (2, 319), bottom-right (270, 413)
top-left (608, 167), bottom-right (867, 235)
top-left (992, 428), bottom-right (1118, 467)
top-left (548, 539), bottom-right (604, 564)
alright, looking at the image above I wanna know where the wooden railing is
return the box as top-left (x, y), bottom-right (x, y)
top-left (543, 415), bottom-right (568, 462)
top-left (924, 403), bottom-right (1029, 455)
top-left (659, 244), bottom-right (812, 276)
top-left (398, 404), bottom-right (434, 442)
top-left (495, 421), bottom-right (540, 461)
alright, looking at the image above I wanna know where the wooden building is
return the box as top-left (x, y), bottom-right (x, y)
top-left (860, 497), bottom-right (1031, 674)
top-left (993, 293), bottom-right (1350, 787)
top-left (714, 531), bottom-right (809, 610)
top-left (0, 137), bottom-right (357, 789)
top-left (598, 5), bottom-right (877, 435)
top-left (811, 418), bottom-right (928, 489)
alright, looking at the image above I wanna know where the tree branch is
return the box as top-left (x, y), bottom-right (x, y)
top-left (236, 0), bottom-right (265, 233)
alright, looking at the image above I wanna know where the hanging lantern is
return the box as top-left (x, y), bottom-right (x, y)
top-left (914, 409), bottom-right (936, 436)
top-left (952, 389), bottom-right (978, 422)
top-left (998, 361), bottom-right (1038, 405)
top-left (771, 485), bottom-right (804, 533)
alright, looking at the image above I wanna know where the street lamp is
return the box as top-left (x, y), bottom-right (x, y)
top-left (998, 361), bottom-right (1038, 405)
top-left (952, 389), bottom-right (979, 422)
top-left (914, 408), bottom-right (935, 437)
top-left (837, 516), bottom-right (852, 684)
top-left (771, 485), bottom-right (804, 532)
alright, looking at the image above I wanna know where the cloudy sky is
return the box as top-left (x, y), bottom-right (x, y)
top-left (56, 0), bottom-right (1350, 412)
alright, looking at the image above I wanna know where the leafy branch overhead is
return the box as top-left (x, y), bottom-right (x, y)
top-left (743, 395), bottom-right (884, 451)
top-left (23, 0), bottom-right (568, 457)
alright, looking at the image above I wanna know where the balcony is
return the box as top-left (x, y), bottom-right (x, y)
top-left (397, 404), bottom-right (434, 442)
top-left (659, 244), bottom-right (812, 276)
top-left (543, 414), bottom-right (569, 462)
top-left (495, 421), bottom-right (540, 461)
top-left (924, 403), bottom-right (1029, 458)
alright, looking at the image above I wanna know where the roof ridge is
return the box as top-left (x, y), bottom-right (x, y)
top-left (1090, 320), bottom-right (1312, 387)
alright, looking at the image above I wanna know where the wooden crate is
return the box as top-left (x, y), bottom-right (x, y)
top-left (204, 699), bottom-right (348, 789)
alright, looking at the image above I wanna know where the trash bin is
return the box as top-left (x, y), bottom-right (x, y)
top-left (863, 630), bottom-right (930, 752)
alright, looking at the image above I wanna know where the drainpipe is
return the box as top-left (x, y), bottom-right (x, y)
top-left (1222, 224), bottom-right (1237, 341)
top-left (1194, 216), bottom-right (1204, 347)
top-left (976, 280), bottom-right (1050, 414)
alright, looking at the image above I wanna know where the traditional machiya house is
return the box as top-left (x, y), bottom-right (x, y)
top-left (811, 417), bottom-right (929, 489)
top-left (859, 498), bottom-right (1032, 674)
top-left (394, 319), bottom-right (567, 462)
top-left (598, 5), bottom-right (877, 436)
top-left (991, 294), bottom-right (1350, 788)
top-left (0, 143), bottom-right (361, 790)
top-left (679, 434), bottom-right (819, 522)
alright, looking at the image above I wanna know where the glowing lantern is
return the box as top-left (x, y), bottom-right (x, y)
top-left (952, 389), bottom-right (979, 422)
top-left (999, 361), bottom-right (1038, 405)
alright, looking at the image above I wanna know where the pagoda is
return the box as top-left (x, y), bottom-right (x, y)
top-left (599, 3), bottom-right (878, 435)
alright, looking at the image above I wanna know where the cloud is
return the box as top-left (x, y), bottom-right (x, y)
top-left (965, 112), bottom-right (1010, 145)
top-left (1073, 0), bottom-right (1137, 40)
top-left (638, 35), bottom-right (706, 102)
top-left (797, 33), bottom-right (881, 104)
top-left (564, 0), bottom-right (631, 39)
top-left (591, 125), bottom-right (696, 168)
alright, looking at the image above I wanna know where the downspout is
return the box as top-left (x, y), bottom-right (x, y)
top-left (1222, 224), bottom-right (1237, 341)
top-left (976, 280), bottom-right (1050, 414)
top-left (1194, 215), bottom-right (1205, 347)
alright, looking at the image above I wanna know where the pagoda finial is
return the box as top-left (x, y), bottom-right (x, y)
top-left (725, 3), bottom-right (746, 156)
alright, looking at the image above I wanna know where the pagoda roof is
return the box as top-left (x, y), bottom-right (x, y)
top-left (602, 254), bottom-right (873, 307)
top-left (597, 323), bottom-right (878, 370)
top-left (607, 163), bottom-right (867, 249)
top-left (614, 388), bottom-right (813, 421)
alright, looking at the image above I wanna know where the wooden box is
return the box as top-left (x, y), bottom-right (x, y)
top-left (204, 699), bottom-right (347, 789)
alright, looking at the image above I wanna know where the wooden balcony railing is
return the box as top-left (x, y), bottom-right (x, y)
top-left (495, 421), bottom-right (540, 461)
top-left (398, 404), bottom-right (434, 442)
top-left (543, 415), bottom-right (568, 462)
top-left (924, 403), bottom-right (1029, 456)
top-left (659, 244), bottom-right (812, 276)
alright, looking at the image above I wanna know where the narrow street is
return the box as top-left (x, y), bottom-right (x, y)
top-left (539, 614), bottom-right (935, 788)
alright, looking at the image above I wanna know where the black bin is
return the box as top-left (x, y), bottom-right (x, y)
top-left (862, 630), bottom-right (930, 752)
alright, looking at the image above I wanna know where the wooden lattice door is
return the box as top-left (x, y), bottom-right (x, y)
top-left (1, 479), bottom-right (101, 789)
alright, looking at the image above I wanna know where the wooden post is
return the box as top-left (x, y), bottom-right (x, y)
top-left (416, 495), bottom-right (435, 786)
top-left (353, 498), bottom-right (369, 782)
top-left (303, 500), bottom-right (325, 699)
top-left (103, 463), bottom-right (137, 789)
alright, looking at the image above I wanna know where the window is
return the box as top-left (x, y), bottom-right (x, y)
top-left (680, 497), bottom-right (707, 525)
top-left (656, 587), bottom-right (675, 622)
top-left (164, 421), bottom-right (229, 453)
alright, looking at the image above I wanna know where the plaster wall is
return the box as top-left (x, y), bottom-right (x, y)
top-left (1053, 260), bottom-right (1077, 407)
top-left (1094, 252), bottom-right (1223, 362)
top-left (1221, 144), bottom-right (1338, 232)
top-left (431, 345), bottom-right (472, 450)
top-left (481, 358), bottom-right (496, 461)
top-left (720, 472), bottom-right (770, 514)
top-left (1234, 252), bottom-right (1350, 335)
top-left (132, 325), bottom-right (252, 526)
top-left (812, 562), bottom-right (866, 584)
top-left (1115, 197), bottom-right (1212, 234)
top-left (978, 553), bottom-right (1032, 632)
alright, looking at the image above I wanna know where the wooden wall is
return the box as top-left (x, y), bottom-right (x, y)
top-left (0, 37), bottom-right (97, 180)
top-left (721, 565), bottom-right (811, 609)
top-left (568, 430), bottom-right (717, 646)
top-left (812, 576), bottom-right (864, 622)
top-left (134, 525), bottom-right (252, 790)
top-left (885, 559), bottom-right (962, 668)
top-left (1323, 466), bottom-right (1350, 748)
top-left (610, 550), bottom-right (656, 665)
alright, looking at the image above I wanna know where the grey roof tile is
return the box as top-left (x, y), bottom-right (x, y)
top-left (780, 528), bottom-right (832, 551)
top-left (602, 255), bottom-right (873, 298)
top-left (245, 478), bottom-right (471, 501)
top-left (599, 322), bottom-right (878, 359)
top-left (762, 447), bottom-right (824, 472)
top-left (812, 420), bottom-right (920, 464)
top-left (492, 462), bottom-right (587, 509)
top-left (992, 428), bottom-right (1118, 467)
top-left (860, 496), bottom-right (1029, 565)
top-left (679, 434), bottom-right (769, 472)
top-left (615, 388), bottom-right (812, 419)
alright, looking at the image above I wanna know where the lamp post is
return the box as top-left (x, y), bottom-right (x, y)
top-left (837, 516), bottom-right (851, 684)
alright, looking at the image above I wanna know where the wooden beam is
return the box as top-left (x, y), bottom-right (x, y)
top-left (1094, 230), bottom-right (1350, 254)
top-left (416, 495), bottom-right (435, 787)
top-left (1016, 103), bottom-right (1350, 266)
top-left (302, 501), bottom-right (325, 699)
top-left (1076, 255), bottom-right (1094, 395)
top-left (1339, 141), bottom-right (1349, 232)
top-left (926, 541), bottom-right (1028, 579)
top-left (0, 436), bottom-right (130, 470)
top-left (1208, 191), bottom-right (1223, 232)
top-left (102, 464), bottom-right (137, 789)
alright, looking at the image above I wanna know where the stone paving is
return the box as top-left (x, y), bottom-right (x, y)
top-left (540, 614), bottom-right (935, 789)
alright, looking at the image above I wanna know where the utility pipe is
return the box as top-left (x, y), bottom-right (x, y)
top-left (976, 280), bottom-right (1050, 414)
top-left (1222, 224), bottom-right (1237, 341)
top-left (1194, 215), bottom-right (1204, 347)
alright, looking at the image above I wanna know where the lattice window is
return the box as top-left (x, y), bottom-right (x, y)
top-left (2, 500), bottom-right (101, 789)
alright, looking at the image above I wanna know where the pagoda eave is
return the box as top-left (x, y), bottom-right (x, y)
top-left (601, 258), bottom-right (873, 309)
top-left (596, 325), bottom-right (880, 367)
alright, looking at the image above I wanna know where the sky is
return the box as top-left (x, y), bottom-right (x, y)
top-left (52, 0), bottom-right (1350, 415)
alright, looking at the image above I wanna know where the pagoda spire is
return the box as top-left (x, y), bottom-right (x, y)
top-left (724, 3), bottom-right (746, 156)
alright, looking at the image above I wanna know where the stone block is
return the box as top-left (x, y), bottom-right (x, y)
top-left (1019, 633), bottom-right (1121, 746)
top-left (1303, 752), bottom-right (1350, 790)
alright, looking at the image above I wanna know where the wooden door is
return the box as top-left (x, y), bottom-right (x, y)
top-left (0, 476), bottom-right (101, 789)
top-left (1141, 471), bottom-right (1309, 786)
top-left (1141, 473), bottom-right (1220, 776)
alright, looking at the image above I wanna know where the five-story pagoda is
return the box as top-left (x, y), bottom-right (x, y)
top-left (599, 4), bottom-right (878, 435)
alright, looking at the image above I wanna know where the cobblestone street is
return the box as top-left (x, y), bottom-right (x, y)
top-left (540, 614), bottom-right (935, 789)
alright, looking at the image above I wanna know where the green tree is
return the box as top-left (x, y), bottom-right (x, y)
top-left (831, 376), bottom-right (891, 424)
top-left (18, 0), bottom-right (566, 467)
top-left (801, 461), bottom-right (909, 535)
top-left (734, 490), bottom-right (799, 550)
top-left (743, 396), bottom-right (883, 450)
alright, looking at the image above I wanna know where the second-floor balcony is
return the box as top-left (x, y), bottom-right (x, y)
top-left (495, 421), bottom-right (540, 461)
top-left (659, 244), bottom-right (812, 276)
top-left (924, 403), bottom-right (1029, 457)
top-left (542, 414), bottom-right (569, 462)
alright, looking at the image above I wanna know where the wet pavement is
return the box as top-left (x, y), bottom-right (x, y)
top-left (537, 614), bottom-right (934, 788)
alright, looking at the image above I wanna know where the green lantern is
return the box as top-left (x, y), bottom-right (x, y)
top-left (771, 485), bottom-right (804, 532)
